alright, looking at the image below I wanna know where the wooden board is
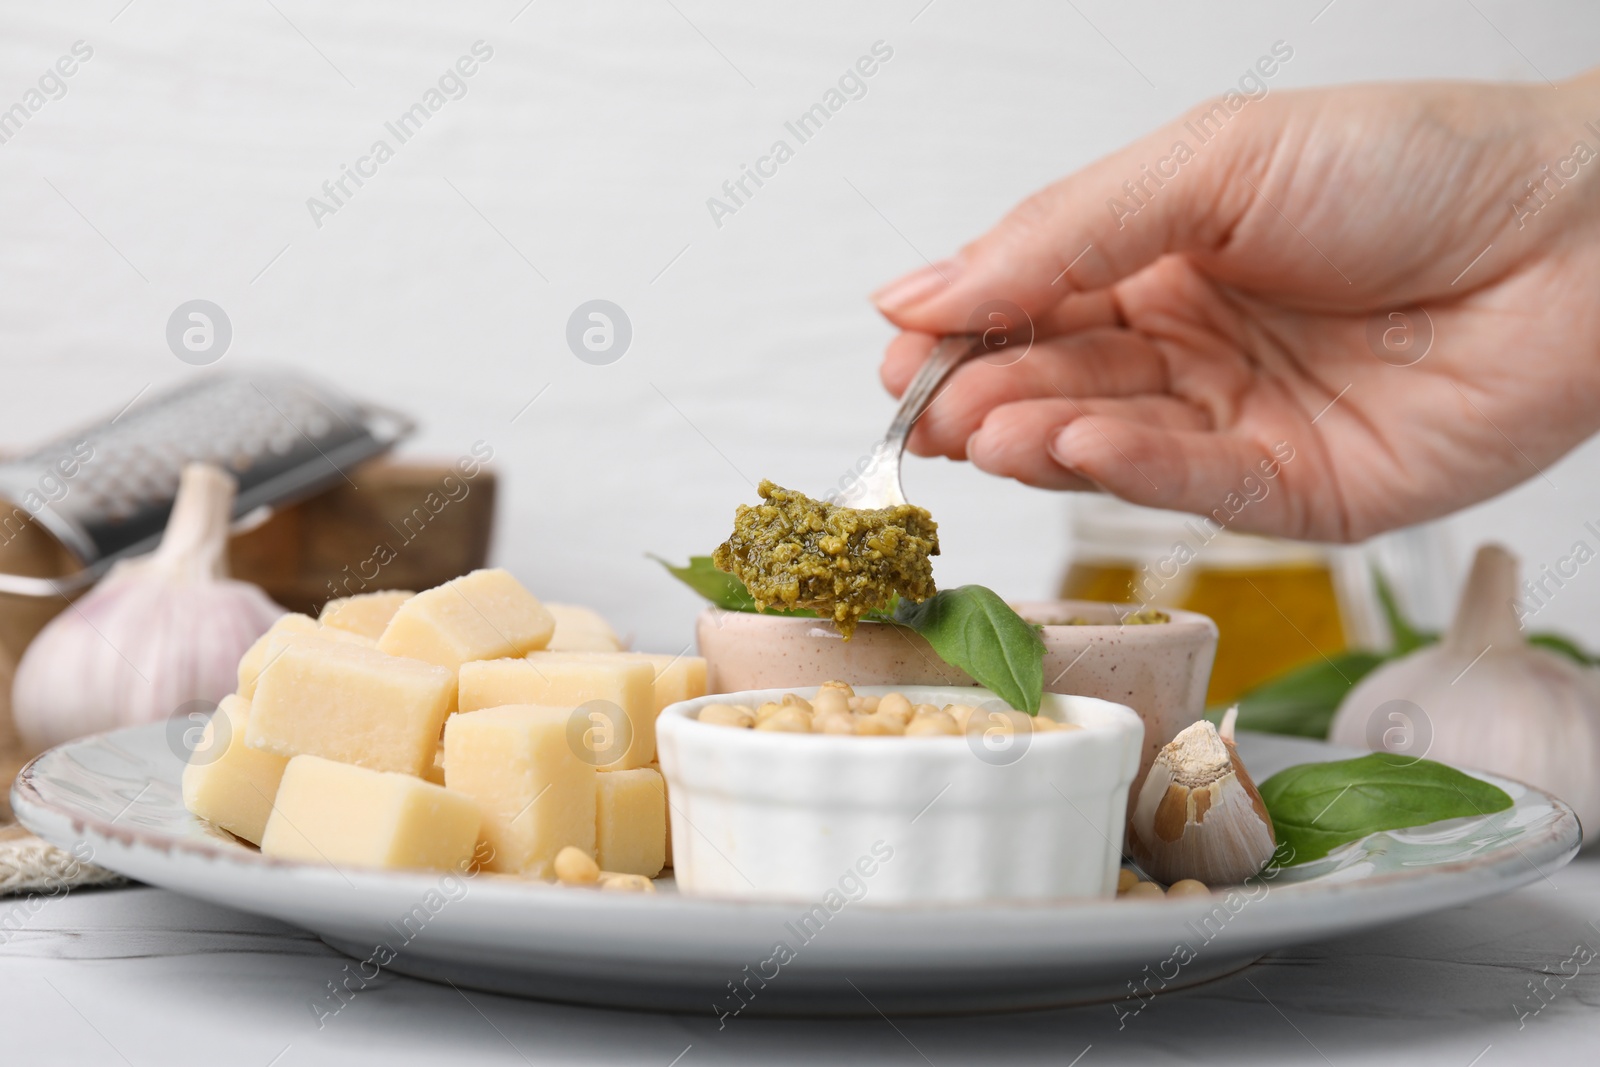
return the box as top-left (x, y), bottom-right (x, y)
top-left (229, 459), bottom-right (496, 615)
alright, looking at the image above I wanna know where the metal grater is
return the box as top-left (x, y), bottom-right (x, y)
top-left (0, 372), bottom-right (414, 597)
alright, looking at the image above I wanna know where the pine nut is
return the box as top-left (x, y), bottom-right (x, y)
top-left (598, 872), bottom-right (656, 893)
top-left (814, 712), bottom-right (857, 734)
top-left (698, 703), bottom-right (754, 728)
top-left (755, 707), bottom-right (812, 732)
top-left (554, 846), bottom-right (600, 885)
top-left (877, 692), bottom-right (914, 722)
top-left (813, 688), bottom-right (849, 715)
top-left (905, 710), bottom-right (959, 735)
top-left (854, 712), bottom-right (905, 736)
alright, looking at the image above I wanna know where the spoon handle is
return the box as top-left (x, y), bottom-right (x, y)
top-left (856, 334), bottom-right (987, 508)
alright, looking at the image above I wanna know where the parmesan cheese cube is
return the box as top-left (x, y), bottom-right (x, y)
top-left (424, 746), bottom-right (446, 786)
top-left (650, 760), bottom-right (673, 869)
top-left (628, 652), bottom-right (708, 712)
top-left (376, 568), bottom-right (554, 671)
top-left (260, 755), bottom-right (481, 871)
top-left (237, 613), bottom-right (375, 699)
top-left (545, 603), bottom-right (624, 652)
top-left (236, 614), bottom-right (315, 698)
top-left (246, 641), bottom-right (455, 777)
top-left (180, 696), bottom-right (288, 846)
top-left (523, 650), bottom-right (707, 713)
top-left (443, 705), bottom-right (597, 876)
top-left (319, 590), bottom-right (415, 639)
top-left (462, 655), bottom-right (656, 768)
top-left (596, 767), bottom-right (667, 878)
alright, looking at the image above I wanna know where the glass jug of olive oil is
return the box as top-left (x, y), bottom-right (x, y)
top-left (1059, 498), bottom-right (1453, 706)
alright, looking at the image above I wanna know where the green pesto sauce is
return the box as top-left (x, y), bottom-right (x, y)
top-left (713, 480), bottom-right (939, 638)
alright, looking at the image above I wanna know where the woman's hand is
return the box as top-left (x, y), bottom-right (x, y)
top-left (874, 77), bottom-right (1600, 541)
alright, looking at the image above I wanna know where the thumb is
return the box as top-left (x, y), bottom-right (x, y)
top-left (871, 96), bottom-right (1275, 332)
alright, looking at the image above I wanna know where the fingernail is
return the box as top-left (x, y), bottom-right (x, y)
top-left (1048, 427), bottom-right (1086, 476)
top-left (872, 256), bottom-right (962, 311)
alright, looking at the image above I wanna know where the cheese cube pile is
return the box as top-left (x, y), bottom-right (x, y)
top-left (179, 569), bottom-right (705, 883)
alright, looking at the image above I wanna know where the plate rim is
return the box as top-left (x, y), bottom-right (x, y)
top-left (14, 723), bottom-right (1583, 1014)
top-left (10, 723), bottom-right (1583, 920)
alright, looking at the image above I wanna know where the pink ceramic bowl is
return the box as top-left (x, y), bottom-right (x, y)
top-left (695, 600), bottom-right (1219, 802)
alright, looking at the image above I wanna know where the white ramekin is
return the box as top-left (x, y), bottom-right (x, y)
top-left (655, 685), bottom-right (1144, 904)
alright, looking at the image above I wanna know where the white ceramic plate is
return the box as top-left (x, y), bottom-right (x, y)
top-left (12, 723), bottom-right (1580, 1016)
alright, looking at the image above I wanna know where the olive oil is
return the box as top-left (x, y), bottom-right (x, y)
top-left (1062, 561), bottom-right (1346, 705)
top-left (1062, 499), bottom-right (1350, 706)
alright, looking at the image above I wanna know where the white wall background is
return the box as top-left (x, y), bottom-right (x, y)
top-left (3, 0), bottom-right (1599, 652)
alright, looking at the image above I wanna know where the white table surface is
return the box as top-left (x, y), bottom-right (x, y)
top-left (2, 851), bottom-right (1596, 1067)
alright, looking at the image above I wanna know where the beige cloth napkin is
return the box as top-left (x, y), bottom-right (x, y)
top-left (2, 746), bottom-right (125, 897)
top-left (0, 823), bottom-right (124, 897)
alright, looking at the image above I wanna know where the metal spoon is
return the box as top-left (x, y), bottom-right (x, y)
top-left (850, 334), bottom-right (988, 509)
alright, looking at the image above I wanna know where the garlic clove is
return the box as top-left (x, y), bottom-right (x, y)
top-left (1128, 710), bottom-right (1277, 885)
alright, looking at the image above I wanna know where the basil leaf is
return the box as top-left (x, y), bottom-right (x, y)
top-left (861, 594), bottom-right (901, 621)
top-left (1373, 567), bottom-right (1435, 654)
top-left (1218, 651), bottom-right (1390, 738)
top-left (651, 554), bottom-right (757, 611)
top-left (650, 555), bottom-right (815, 616)
top-left (1530, 632), bottom-right (1598, 666)
top-left (1258, 753), bottom-right (1513, 865)
top-left (894, 586), bottom-right (1045, 714)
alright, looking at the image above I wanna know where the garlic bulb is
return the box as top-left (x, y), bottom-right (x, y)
top-left (1129, 708), bottom-right (1277, 884)
top-left (12, 464), bottom-right (285, 752)
top-left (1330, 544), bottom-right (1600, 841)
